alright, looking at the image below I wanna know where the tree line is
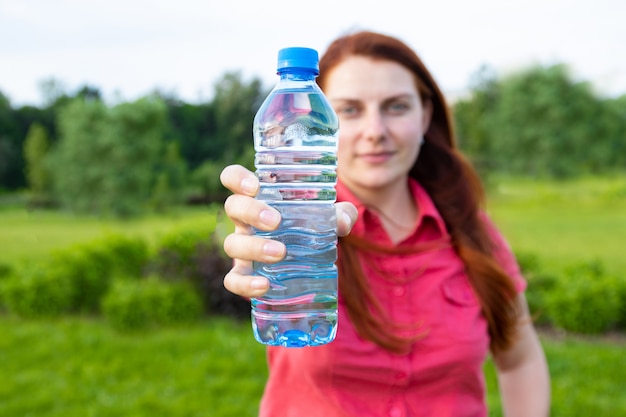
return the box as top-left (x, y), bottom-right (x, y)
top-left (1, 63), bottom-right (624, 217)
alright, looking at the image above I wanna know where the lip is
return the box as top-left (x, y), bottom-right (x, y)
top-left (357, 151), bottom-right (395, 164)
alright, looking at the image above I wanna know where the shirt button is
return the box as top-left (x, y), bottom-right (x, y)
top-left (392, 286), bottom-right (406, 296)
top-left (389, 405), bottom-right (404, 417)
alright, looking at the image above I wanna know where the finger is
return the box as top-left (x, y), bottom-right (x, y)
top-left (224, 194), bottom-right (281, 231)
top-left (335, 202), bottom-right (358, 237)
top-left (220, 164), bottom-right (259, 196)
top-left (223, 233), bottom-right (286, 263)
top-left (224, 260), bottom-right (270, 298)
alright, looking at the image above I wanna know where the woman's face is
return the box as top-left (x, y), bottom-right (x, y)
top-left (323, 56), bottom-right (431, 196)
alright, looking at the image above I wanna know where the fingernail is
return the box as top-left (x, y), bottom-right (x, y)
top-left (259, 209), bottom-right (280, 227)
top-left (250, 277), bottom-right (268, 289)
top-left (341, 211), bottom-right (352, 226)
top-left (241, 177), bottom-right (257, 194)
top-left (263, 241), bottom-right (284, 257)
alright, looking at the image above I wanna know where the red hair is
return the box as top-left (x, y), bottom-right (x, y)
top-left (318, 30), bottom-right (519, 354)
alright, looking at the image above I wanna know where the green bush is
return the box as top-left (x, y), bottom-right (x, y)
top-left (515, 251), bottom-right (558, 325)
top-left (91, 233), bottom-right (149, 277)
top-left (614, 277), bottom-right (626, 330)
top-left (147, 224), bottom-right (249, 319)
top-left (102, 277), bottom-right (203, 331)
top-left (148, 226), bottom-right (212, 279)
top-left (547, 260), bottom-right (620, 334)
top-left (194, 248), bottom-right (250, 319)
top-left (0, 265), bottom-right (74, 317)
top-left (0, 263), bottom-right (12, 279)
top-left (48, 234), bottom-right (148, 312)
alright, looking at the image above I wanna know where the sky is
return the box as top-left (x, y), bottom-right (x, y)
top-left (1, 0), bottom-right (625, 107)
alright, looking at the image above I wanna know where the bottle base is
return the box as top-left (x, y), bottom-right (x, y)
top-left (252, 310), bottom-right (337, 347)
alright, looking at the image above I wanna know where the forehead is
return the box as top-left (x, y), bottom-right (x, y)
top-left (323, 56), bottom-right (418, 99)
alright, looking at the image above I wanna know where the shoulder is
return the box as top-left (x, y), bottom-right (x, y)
top-left (479, 211), bottom-right (527, 292)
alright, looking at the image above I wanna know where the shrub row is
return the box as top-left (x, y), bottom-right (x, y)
top-left (519, 252), bottom-right (626, 334)
top-left (0, 226), bottom-right (249, 331)
top-left (2, 231), bottom-right (624, 336)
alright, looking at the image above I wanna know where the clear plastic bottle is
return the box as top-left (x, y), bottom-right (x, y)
top-left (251, 47), bottom-right (339, 347)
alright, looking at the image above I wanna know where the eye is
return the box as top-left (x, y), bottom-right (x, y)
top-left (335, 103), bottom-right (361, 118)
top-left (385, 100), bottom-right (411, 115)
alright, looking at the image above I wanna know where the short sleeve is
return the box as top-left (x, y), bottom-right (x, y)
top-left (480, 212), bottom-right (527, 293)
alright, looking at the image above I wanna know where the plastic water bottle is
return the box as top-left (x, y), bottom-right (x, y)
top-left (251, 47), bottom-right (339, 347)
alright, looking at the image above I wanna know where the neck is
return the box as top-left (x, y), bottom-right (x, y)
top-left (348, 178), bottom-right (419, 244)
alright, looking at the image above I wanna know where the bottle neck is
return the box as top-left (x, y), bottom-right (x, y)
top-left (278, 70), bottom-right (318, 82)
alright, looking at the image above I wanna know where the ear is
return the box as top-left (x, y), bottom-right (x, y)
top-left (421, 98), bottom-right (433, 135)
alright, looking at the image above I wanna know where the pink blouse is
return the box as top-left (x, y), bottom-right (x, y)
top-left (259, 179), bottom-right (526, 417)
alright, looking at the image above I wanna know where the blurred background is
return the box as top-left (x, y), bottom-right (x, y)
top-left (1, 1), bottom-right (625, 416)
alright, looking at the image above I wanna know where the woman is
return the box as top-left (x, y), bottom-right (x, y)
top-left (220, 30), bottom-right (550, 417)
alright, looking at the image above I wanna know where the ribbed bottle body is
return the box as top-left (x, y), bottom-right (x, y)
top-left (252, 76), bottom-right (339, 347)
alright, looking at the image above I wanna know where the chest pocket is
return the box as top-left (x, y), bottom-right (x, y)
top-left (440, 274), bottom-right (487, 343)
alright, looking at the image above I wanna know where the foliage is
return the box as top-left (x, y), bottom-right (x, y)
top-left (146, 224), bottom-right (249, 319)
top-left (189, 160), bottom-right (231, 204)
top-left (51, 96), bottom-right (168, 217)
top-left (211, 72), bottom-right (266, 165)
top-left (0, 233), bottom-right (149, 317)
top-left (23, 122), bottom-right (54, 206)
top-left (47, 234), bottom-right (149, 313)
top-left (547, 260), bottom-right (621, 334)
top-left (515, 251), bottom-right (558, 325)
top-left (454, 64), bottom-right (626, 179)
top-left (615, 278), bottom-right (626, 328)
top-left (0, 204), bottom-right (245, 324)
top-left (0, 264), bottom-right (74, 317)
top-left (2, 64), bottom-right (625, 205)
top-left (150, 140), bottom-right (189, 211)
top-left (149, 226), bottom-right (214, 275)
top-left (102, 277), bottom-right (203, 331)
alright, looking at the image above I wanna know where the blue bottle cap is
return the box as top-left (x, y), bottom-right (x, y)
top-left (277, 47), bottom-right (319, 75)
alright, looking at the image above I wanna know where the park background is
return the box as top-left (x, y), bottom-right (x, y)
top-left (1, 1), bottom-right (626, 416)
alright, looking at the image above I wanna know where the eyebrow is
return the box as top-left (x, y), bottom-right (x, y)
top-left (330, 93), bottom-right (418, 103)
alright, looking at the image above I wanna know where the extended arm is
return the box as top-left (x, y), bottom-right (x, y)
top-left (492, 294), bottom-right (551, 417)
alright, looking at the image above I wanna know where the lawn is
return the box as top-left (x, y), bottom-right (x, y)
top-left (0, 316), bottom-right (623, 417)
top-left (0, 205), bottom-right (226, 268)
top-left (486, 175), bottom-right (626, 276)
top-left (0, 316), bottom-right (268, 417)
top-left (1, 176), bottom-right (626, 416)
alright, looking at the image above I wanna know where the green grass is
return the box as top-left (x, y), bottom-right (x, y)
top-left (0, 205), bottom-right (227, 268)
top-left (0, 316), bottom-right (623, 417)
top-left (486, 175), bottom-right (626, 275)
top-left (0, 316), bottom-right (267, 417)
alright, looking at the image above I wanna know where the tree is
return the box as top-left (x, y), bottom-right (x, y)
top-left (0, 91), bottom-right (22, 190)
top-left (23, 122), bottom-right (52, 205)
top-left (453, 63), bottom-right (620, 178)
top-left (164, 98), bottom-right (216, 171)
top-left (150, 140), bottom-right (188, 211)
top-left (453, 65), bottom-right (500, 178)
top-left (211, 72), bottom-right (267, 164)
top-left (52, 96), bottom-right (167, 217)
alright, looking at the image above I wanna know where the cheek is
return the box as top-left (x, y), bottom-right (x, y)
top-left (336, 130), bottom-right (356, 159)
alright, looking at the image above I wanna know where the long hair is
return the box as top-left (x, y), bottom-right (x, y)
top-left (317, 30), bottom-right (519, 354)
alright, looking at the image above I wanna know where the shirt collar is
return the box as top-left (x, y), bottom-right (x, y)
top-left (336, 177), bottom-right (448, 239)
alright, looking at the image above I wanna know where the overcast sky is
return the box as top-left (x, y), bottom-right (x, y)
top-left (1, 0), bottom-right (625, 107)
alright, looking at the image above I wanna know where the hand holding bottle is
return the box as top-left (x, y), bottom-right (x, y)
top-left (220, 164), bottom-right (357, 298)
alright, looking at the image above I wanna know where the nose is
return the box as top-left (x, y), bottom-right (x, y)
top-left (362, 109), bottom-right (386, 143)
